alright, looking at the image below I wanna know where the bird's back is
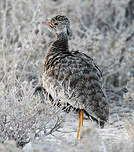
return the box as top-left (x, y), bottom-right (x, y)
top-left (43, 49), bottom-right (109, 122)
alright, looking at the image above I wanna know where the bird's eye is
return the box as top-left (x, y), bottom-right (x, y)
top-left (54, 22), bottom-right (58, 25)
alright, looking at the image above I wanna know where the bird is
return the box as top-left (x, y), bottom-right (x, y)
top-left (42, 15), bottom-right (109, 140)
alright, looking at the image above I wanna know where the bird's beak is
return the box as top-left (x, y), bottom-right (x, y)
top-left (42, 21), bottom-right (50, 26)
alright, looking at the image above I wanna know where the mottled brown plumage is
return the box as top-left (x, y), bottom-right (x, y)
top-left (42, 15), bottom-right (109, 128)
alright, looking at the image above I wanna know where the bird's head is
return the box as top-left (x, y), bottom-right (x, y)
top-left (42, 15), bottom-right (72, 39)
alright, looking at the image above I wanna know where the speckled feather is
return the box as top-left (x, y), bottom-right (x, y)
top-left (43, 15), bottom-right (109, 122)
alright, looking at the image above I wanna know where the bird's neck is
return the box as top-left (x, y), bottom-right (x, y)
top-left (44, 33), bottom-right (69, 71)
top-left (50, 33), bottom-right (69, 52)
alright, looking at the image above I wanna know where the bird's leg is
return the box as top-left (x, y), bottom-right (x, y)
top-left (76, 110), bottom-right (83, 139)
top-left (76, 110), bottom-right (81, 139)
top-left (73, 110), bottom-right (84, 145)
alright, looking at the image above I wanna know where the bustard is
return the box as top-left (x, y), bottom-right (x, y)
top-left (42, 15), bottom-right (109, 140)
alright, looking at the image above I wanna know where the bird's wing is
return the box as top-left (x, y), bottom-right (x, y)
top-left (71, 50), bottom-right (103, 81)
top-left (44, 50), bottom-right (109, 121)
